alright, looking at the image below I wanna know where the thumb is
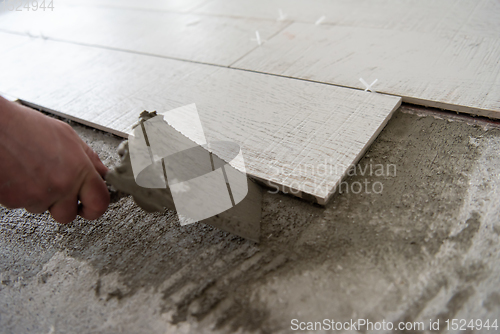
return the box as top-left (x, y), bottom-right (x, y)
top-left (79, 139), bottom-right (108, 178)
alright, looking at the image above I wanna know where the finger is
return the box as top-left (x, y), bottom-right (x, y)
top-left (49, 196), bottom-right (78, 224)
top-left (24, 192), bottom-right (52, 214)
top-left (77, 171), bottom-right (110, 221)
top-left (79, 139), bottom-right (108, 178)
top-left (25, 206), bottom-right (48, 214)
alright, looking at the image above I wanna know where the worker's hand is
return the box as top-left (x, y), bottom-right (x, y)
top-left (0, 96), bottom-right (110, 224)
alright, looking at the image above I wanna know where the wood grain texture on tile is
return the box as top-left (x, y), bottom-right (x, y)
top-left (0, 32), bottom-right (401, 204)
top-left (195, 0), bottom-right (500, 38)
top-left (233, 22), bottom-right (500, 118)
top-left (0, 6), bottom-right (288, 66)
top-left (61, 0), bottom-right (211, 13)
top-left (0, 28), bottom-right (28, 52)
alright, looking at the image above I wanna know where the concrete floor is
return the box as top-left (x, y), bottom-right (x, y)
top-left (1, 104), bottom-right (500, 333)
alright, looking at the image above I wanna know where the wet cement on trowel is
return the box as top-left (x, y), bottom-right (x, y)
top-left (105, 111), bottom-right (261, 242)
top-left (1, 104), bottom-right (500, 333)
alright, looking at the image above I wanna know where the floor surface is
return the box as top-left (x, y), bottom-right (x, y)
top-left (1, 104), bottom-right (500, 333)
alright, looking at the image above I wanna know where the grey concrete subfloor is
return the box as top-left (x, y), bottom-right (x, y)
top-left (1, 104), bottom-right (500, 334)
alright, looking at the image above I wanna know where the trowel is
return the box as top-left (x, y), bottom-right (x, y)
top-left (105, 111), bottom-right (262, 243)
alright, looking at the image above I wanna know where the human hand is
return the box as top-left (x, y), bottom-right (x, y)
top-left (0, 96), bottom-right (110, 223)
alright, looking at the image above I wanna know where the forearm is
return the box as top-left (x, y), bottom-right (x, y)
top-left (0, 95), bottom-right (14, 134)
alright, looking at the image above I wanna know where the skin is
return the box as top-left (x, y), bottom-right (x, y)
top-left (0, 96), bottom-right (109, 224)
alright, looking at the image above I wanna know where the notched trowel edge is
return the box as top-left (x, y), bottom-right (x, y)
top-left (105, 111), bottom-right (262, 243)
